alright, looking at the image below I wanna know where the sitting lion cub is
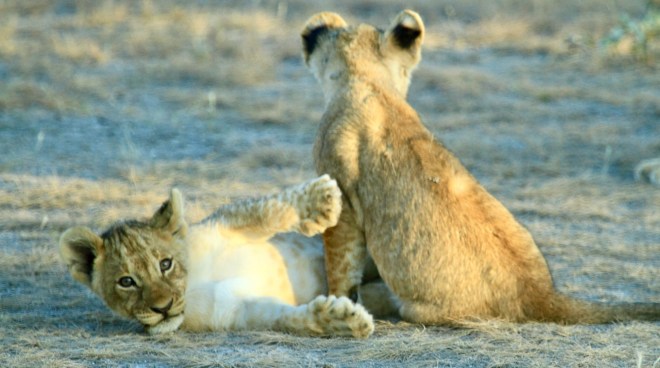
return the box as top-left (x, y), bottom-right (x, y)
top-left (301, 11), bottom-right (659, 324)
top-left (60, 175), bottom-right (374, 337)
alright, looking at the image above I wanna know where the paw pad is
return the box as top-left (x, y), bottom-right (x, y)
top-left (306, 295), bottom-right (374, 338)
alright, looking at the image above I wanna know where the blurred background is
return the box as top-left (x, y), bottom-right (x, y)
top-left (0, 0), bottom-right (658, 225)
top-left (0, 1), bottom-right (658, 366)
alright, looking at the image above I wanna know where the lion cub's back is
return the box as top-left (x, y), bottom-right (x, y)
top-left (356, 110), bottom-right (540, 303)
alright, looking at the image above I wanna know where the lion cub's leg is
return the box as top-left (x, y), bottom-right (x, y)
top-left (398, 300), bottom-right (454, 325)
top-left (260, 294), bottom-right (374, 338)
top-left (323, 207), bottom-right (369, 299)
top-left (207, 175), bottom-right (341, 238)
top-left (185, 281), bottom-right (373, 337)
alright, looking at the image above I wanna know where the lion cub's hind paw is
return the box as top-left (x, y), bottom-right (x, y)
top-left (307, 295), bottom-right (375, 339)
top-left (297, 175), bottom-right (342, 236)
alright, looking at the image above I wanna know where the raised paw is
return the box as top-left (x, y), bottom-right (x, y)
top-left (296, 175), bottom-right (342, 236)
top-left (306, 295), bottom-right (375, 338)
top-left (635, 158), bottom-right (660, 187)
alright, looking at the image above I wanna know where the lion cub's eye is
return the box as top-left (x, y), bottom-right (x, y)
top-left (160, 258), bottom-right (173, 272)
top-left (118, 276), bottom-right (136, 288)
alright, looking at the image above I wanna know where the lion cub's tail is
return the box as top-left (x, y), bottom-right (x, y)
top-left (540, 293), bottom-right (660, 324)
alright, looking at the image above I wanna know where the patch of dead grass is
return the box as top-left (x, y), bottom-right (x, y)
top-left (512, 174), bottom-right (660, 225)
top-left (79, 0), bottom-right (129, 27)
top-left (415, 65), bottom-right (509, 98)
top-left (0, 16), bottom-right (18, 56)
top-left (51, 35), bottom-right (110, 66)
top-left (0, 81), bottom-right (77, 112)
top-left (0, 174), bottom-right (162, 228)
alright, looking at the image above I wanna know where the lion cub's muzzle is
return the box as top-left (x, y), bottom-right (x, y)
top-left (150, 298), bottom-right (174, 317)
top-left (137, 297), bottom-right (186, 327)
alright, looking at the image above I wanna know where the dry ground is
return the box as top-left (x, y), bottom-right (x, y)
top-left (1, 1), bottom-right (659, 367)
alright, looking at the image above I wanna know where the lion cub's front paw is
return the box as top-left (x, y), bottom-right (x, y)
top-left (306, 295), bottom-right (374, 338)
top-left (296, 174), bottom-right (342, 236)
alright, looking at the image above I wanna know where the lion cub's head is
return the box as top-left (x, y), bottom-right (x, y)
top-left (301, 10), bottom-right (424, 100)
top-left (59, 189), bottom-right (189, 334)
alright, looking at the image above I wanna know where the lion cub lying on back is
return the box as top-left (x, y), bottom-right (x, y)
top-left (301, 11), bottom-right (659, 324)
top-left (60, 175), bottom-right (373, 337)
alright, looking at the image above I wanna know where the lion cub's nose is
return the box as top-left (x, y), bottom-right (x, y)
top-left (151, 299), bottom-right (173, 315)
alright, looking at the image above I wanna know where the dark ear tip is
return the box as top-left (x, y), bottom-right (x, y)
top-left (302, 26), bottom-right (330, 58)
top-left (388, 10), bottom-right (424, 50)
top-left (301, 12), bottom-right (347, 60)
top-left (392, 24), bottom-right (422, 49)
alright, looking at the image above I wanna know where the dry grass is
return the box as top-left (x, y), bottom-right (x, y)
top-left (1, 1), bottom-right (658, 367)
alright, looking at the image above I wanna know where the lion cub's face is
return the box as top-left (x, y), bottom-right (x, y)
top-left (301, 10), bottom-right (424, 100)
top-left (60, 189), bottom-right (189, 333)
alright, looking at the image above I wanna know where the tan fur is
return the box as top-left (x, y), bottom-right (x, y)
top-left (301, 10), bottom-right (660, 325)
top-left (60, 175), bottom-right (374, 337)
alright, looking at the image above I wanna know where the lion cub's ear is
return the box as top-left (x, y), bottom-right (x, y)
top-left (59, 227), bottom-right (103, 287)
top-left (149, 188), bottom-right (188, 238)
top-left (301, 12), bottom-right (347, 63)
top-left (382, 10), bottom-right (425, 67)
